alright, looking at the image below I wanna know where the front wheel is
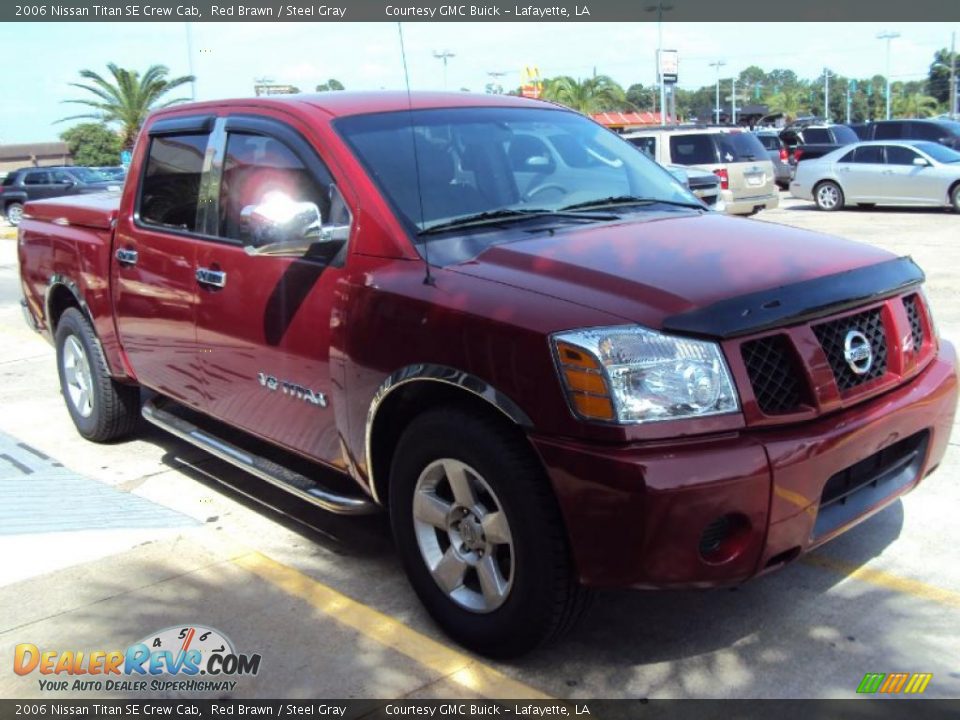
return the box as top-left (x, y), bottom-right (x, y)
top-left (5, 202), bottom-right (24, 226)
top-left (55, 308), bottom-right (140, 442)
top-left (814, 181), bottom-right (844, 211)
top-left (389, 408), bottom-right (590, 657)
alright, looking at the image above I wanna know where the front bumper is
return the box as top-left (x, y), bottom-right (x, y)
top-left (532, 341), bottom-right (958, 589)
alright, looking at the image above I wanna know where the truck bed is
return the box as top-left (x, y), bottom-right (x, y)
top-left (24, 191), bottom-right (121, 230)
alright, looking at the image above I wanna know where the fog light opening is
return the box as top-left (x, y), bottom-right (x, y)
top-left (699, 513), bottom-right (751, 564)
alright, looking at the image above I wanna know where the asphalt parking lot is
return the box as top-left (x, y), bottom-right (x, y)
top-left (1, 195), bottom-right (958, 700)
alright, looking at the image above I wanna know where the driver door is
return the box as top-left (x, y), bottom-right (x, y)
top-left (194, 115), bottom-right (353, 468)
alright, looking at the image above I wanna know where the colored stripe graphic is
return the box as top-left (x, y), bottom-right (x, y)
top-left (857, 672), bottom-right (932, 694)
top-left (857, 673), bottom-right (886, 693)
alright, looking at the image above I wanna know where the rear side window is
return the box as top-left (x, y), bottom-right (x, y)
top-left (910, 123), bottom-right (942, 141)
top-left (24, 171), bottom-right (50, 185)
top-left (801, 128), bottom-right (830, 143)
top-left (716, 133), bottom-right (766, 162)
top-left (755, 135), bottom-right (781, 151)
top-left (852, 146), bottom-right (884, 164)
top-left (139, 133), bottom-right (209, 231)
top-left (874, 122), bottom-right (905, 140)
top-left (218, 133), bottom-right (335, 241)
top-left (2, 174), bottom-right (17, 186)
top-left (627, 136), bottom-right (657, 159)
top-left (669, 134), bottom-right (718, 165)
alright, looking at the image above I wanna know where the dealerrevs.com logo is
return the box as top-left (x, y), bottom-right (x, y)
top-left (14, 625), bottom-right (262, 693)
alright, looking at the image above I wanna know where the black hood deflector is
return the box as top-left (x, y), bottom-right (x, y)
top-left (662, 256), bottom-right (924, 340)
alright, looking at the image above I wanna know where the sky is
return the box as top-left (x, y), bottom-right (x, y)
top-left (1, 21), bottom-right (958, 144)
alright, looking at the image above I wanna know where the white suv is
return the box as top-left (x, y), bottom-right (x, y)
top-left (624, 127), bottom-right (779, 215)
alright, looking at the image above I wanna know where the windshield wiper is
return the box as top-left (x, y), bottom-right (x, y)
top-left (560, 196), bottom-right (705, 212)
top-left (418, 208), bottom-right (618, 235)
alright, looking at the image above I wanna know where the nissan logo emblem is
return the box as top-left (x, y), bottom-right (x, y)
top-left (843, 329), bottom-right (874, 375)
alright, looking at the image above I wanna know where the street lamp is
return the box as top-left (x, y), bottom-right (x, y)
top-left (433, 50), bottom-right (455, 90)
top-left (709, 60), bottom-right (726, 124)
top-left (644, 1), bottom-right (674, 124)
top-left (877, 31), bottom-right (900, 120)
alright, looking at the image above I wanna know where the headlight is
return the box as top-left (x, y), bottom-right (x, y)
top-left (552, 325), bottom-right (740, 424)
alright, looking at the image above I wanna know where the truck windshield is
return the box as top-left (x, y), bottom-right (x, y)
top-left (335, 106), bottom-right (696, 247)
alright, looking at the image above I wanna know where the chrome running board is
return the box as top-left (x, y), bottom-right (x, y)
top-left (142, 398), bottom-right (378, 516)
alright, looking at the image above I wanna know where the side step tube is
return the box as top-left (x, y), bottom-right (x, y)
top-left (142, 398), bottom-right (378, 516)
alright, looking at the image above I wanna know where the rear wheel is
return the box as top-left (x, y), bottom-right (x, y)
top-left (814, 181), bottom-right (844, 211)
top-left (55, 308), bottom-right (140, 442)
top-left (5, 202), bottom-right (24, 226)
top-left (389, 408), bottom-right (590, 657)
top-left (950, 184), bottom-right (960, 213)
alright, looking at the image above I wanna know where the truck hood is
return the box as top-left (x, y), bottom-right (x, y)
top-left (448, 212), bottom-right (896, 331)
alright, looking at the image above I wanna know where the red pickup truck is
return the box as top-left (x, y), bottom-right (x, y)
top-left (18, 92), bottom-right (958, 657)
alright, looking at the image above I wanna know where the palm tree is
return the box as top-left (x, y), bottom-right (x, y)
top-left (59, 63), bottom-right (195, 149)
top-left (892, 91), bottom-right (941, 118)
top-left (765, 87), bottom-right (808, 123)
top-left (541, 75), bottom-right (627, 114)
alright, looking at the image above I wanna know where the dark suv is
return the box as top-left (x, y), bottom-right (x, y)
top-left (1, 166), bottom-right (120, 225)
top-left (853, 119), bottom-right (960, 150)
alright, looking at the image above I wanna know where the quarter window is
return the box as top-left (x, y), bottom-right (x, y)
top-left (139, 133), bottom-right (209, 231)
top-left (802, 128), bottom-right (830, 143)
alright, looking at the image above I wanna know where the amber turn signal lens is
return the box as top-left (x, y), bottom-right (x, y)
top-left (556, 341), bottom-right (602, 370)
top-left (562, 368), bottom-right (608, 395)
top-left (571, 393), bottom-right (615, 421)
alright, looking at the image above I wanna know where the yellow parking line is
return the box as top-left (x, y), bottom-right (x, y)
top-left (801, 554), bottom-right (960, 608)
top-left (233, 551), bottom-right (551, 700)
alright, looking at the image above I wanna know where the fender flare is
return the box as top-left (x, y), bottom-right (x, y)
top-left (364, 363), bottom-right (533, 504)
top-left (45, 274), bottom-right (114, 377)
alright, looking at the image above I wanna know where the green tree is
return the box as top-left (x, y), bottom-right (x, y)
top-left (893, 89), bottom-right (941, 118)
top-left (59, 63), bottom-right (194, 149)
top-left (60, 123), bottom-right (122, 166)
top-left (315, 79), bottom-right (345, 92)
top-left (540, 75), bottom-right (626, 114)
top-left (626, 83), bottom-right (653, 110)
top-left (766, 87), bottom-right (809, 123)
top-left (927, 48), bottom-right (957, 105)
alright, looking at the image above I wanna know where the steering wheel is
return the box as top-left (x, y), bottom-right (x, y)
top-left (523, 182), bottom-right (569, 202)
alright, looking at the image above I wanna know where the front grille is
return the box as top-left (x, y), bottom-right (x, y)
top-left (903, 294), bottom-right (924, 354)
top-left (813, 308), bottom-right (888, 392)
top-left (741, 335), bottom-right (807, 414)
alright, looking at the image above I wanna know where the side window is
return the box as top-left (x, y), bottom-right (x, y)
top-left (669, 134), bottom-right (718, 165)
top-left (139, 133), bottom-right (209, 231)
top-left (910, 123), bottom-right (941, 141)
top-left (885, 146), bottom-right (921, 165)
top-left (24, 171), bottom-right (50, 185)
top-left (801, 128), bottom-right (830, 143)
top-left (218, 133), bottom-right (339, 241)
top-left (873, 122), bottom-right (904, 140)
top-left (852, 146), bottom-right (884, 164)
top-left (52, 170), bottom-right (74, 183)
top-left (627, 136), bottom-right (657, 159)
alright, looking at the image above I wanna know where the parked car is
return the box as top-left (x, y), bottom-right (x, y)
top-left (0, 166), bottom-right (121, 225)
top-left (850, 119), bottom-right (960, 151)
top-left (790, 140), bottom-right (960, 211)
top-left (752, 130), bottom-right (791, 189)
top-left (666, 164), bottom-right (725, 211)
top-left (18, 93), bottom-right (957, 657)
top-left (623, 127), bottom-right (779, 214)
top-left (779, 123), bottom-right (860, 168)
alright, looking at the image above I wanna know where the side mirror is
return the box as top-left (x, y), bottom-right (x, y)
top-left (912, 157), bottom-right (930, 167)
top-left (239, 192), bottom-right (347, 257)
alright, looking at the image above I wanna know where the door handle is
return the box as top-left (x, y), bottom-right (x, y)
top-left (196, 267), bottom-right (227, 288)
top-left (115, 248), bottom-right (138, 266)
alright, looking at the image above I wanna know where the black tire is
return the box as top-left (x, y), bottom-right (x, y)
top-left (389, 408), bottom-right (590, 657)
top-left (814, 181), bottom-right (844, 211)
top-left (55, 308), bottom-right (140, 442)
top-left (5, 202), bottom-right (24, 226)
top-left (950, 184), bottom-right (960, 213)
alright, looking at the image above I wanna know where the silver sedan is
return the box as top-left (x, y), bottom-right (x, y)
top-left (790, 140), bottom-right (960, 212)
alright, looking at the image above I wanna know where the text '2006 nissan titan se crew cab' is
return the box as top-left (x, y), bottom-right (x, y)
top-left (17, 92), bottom-right (959, 657)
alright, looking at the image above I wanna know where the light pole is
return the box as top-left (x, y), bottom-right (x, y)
top-left (731, 77), bottom-right (737, 125)
top-left (709, 60), bottom-right (726, 124)
top-left (877, 31), bottom-right (900, 120)
top-left (433, 50), bottom-right (455, 90)
top-left (823, 68), bottom-right (831, 121)
top-left (645, 1), bottom-right (674, 124)
top-left (951, 31), bottom-right (957, 120)
top-left (185, 23), bottom-right (196, 100)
